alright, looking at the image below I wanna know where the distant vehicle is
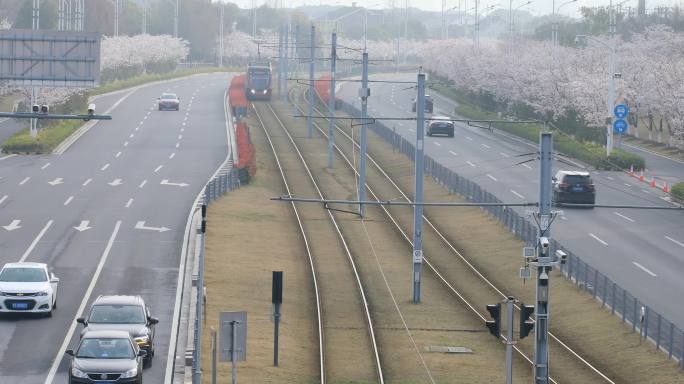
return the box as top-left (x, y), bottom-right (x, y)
top-left (66, 330), bottom-right (144, 384)
top-left (0, 262), bottom-right (59, 317)
top-left (246, 61), bottom-right (272, 100)
top-left (158, 93), bottom-right (180, 111)
top-left (77, 295), bottom-right (158, 367)
top-left (412, 94), bottom-right (434, 114)
top-left (553, 170), bottom-right (596, 206)
top-left (427, 117), bottom-right (455, 137)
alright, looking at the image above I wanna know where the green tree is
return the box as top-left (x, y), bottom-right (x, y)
top-left (13, 0), bottom-right (57, 30)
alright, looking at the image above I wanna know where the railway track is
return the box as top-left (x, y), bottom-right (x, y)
top-left (252, 101), bottom-right (384, 384)
top-left (286, 85), bottom-right (618, 384)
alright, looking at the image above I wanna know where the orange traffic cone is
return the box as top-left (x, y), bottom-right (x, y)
top-left (649, 177), bottom-right (656, 188)
top-left (639, 169), bottom-right (645, 181)
top-left (663, 182), bottom-right (670, 193)
top-left (629, 165), bottom-right (634, 177)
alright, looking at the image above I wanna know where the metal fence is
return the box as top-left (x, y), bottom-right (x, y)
top-left (337, 100), bottom-right (684, 368)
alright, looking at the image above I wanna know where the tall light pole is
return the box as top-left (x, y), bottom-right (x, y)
top-left (509, 0), bottom-right (532, 44)
top-left (552, 0), bottom-right (577, 45)
top-left (174, 0), bottom-right (179, 38)
top-left (219, 1), bottom-right (224, 67)
top-left (142, 0), bottom-right (147, 34)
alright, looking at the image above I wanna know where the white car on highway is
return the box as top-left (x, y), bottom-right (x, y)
top-left (0, 262), bottom-right (59, 317)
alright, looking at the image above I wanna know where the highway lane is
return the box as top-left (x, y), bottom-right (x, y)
top-left (338, 73), bottom-right (684, 328)
top-left (0, 72), bottom-right (231, 383)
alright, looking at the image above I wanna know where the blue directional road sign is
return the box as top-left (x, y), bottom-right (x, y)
top-left (613, 118), bottom-right (628, 134)
top-left (614, 104), bottom-right (629, 119)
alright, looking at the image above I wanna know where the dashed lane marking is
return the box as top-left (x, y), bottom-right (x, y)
top-left (481, 143), bottom-right (491, 149)
top-left (665, 235), bottom-right (684, 248)
top-left (589, 233), bottom-right (608, 246)
top-left (522, 163), bottom-right (533, 170)
top-left (633, 262), bottom-right (657, 277)
top-left (139, 179), bottom-right (147, 188)
top-left (115, 151), bottom-right (122, 158)
top-left (487, 174), bottom-right (498, 181)
top-left (449, 150), bottom-right (458, 156)
top-left (19, 220), bottom-right (54, 263)
top-left (154, 165), bottom-right (163, 173)
top-left (125, 198), bottom-right (134, 208)
top-left (510, 189), bottom-right (525, 199)
top-left (63, 196), bottom-right (74, 206)
top-left (82, 178), bottom-right (92, 186)
top-left (19, 177), bottom-right (30, 186)
top-left (613, 212), bottom-right (635, 222)
top-left (466, 161), bottom-right (476, 167)
top-left (169, 153), bottom-right (176, 159)
top-left (41, 162), bottom-right (51, 170)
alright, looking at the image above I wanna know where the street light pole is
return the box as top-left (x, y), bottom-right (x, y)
top-left (174, 0), bottom-right (179, 38)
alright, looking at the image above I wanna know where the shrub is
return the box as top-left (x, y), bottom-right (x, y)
top-left (3, 120), bottom-right (80, 154)
top-left (671, 182), bottom-right (684, 202)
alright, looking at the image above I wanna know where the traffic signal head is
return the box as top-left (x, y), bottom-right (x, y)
top-left (485, 303), bottom-right (501, 339)
top-left (520, 303), bottom-right (535, 339)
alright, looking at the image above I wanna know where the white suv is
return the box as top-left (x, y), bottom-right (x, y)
top-left (0, 262), bottom-right (59, 317)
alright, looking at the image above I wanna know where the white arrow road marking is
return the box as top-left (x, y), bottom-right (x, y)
top-left (41, 162), bottom-right (51, 170)
top-left (665, 235), bottom-right (684, 248)
top-left (19, 220), bottom-right (53, 262)
top-left (2, 220), bottom-right (22, 231)
top-left (589, 233), bottom-right (608, 246)
top-left (510, 190), bottom-right (525, 199)
top-left (613, 212), bottom-right (635, 222)
top-left (633, 262), bottom-right (657, 277)
top-left (0, 195), bottom-right (7, 205)
top-left (135, 221), bottom-right (170, 232)
top-left (154, 165), bottom-right (163, 173)
top-left (73, 220), bottom-right (92, 232)
top-left (161, 179), bottom-right (189, 187)
top-left (108, 178), bottom-right (123, 186)
top-left (125, 198), bottom-right (134, 208)
top-left (101, 163), bottom-right (110, 171)
top-left (139, 179), bottom-right (147, 188)
top-left (44, 221), bottom-right (121, 384)
top-left (19, 177), bottom-right (30, 185)
top-left (47, 177), bottom-right (64, 186)
top-left (82, 178), bottom-right (92, 186)
top-left (63, 196), bottom-right (74, 206)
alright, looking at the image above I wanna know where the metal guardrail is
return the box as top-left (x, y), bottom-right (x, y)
top-left (337, 100), bottom-right (684, 369)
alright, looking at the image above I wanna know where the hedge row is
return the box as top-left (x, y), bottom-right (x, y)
top-left (431, 83), bottom-right (646, 171)
top-left (2, 120), bottom-right (81, 154)
top-left (671, 182), bottom-right (684, 202)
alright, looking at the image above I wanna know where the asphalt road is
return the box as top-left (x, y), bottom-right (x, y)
top-left (0, 72), bottom-right (232, 383)
top-left (338, 73), bottom-right (684, 328)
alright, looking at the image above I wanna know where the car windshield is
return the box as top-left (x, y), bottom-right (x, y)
top-left (161, 94), bottom-right (177, 100)
top-left (0, 267), bottom-right (47, 282)
top-left (76, 338), bottom-right (134, 359)
top-left (89, 304), bottom-right (146, 324)
top-left (564, 175), bottom-right (592, 184)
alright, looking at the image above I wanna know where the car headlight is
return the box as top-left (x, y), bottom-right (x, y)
top-left (134, 335), bottom-right (150, 345)
top-left (71, 367), bottom-right (88, 378)
top-left (262, 90), bottom-right (267, 94)
top-left (250, 89), bottom-right (256, 94)
top-left (36, 290), bottom-right (49, 296)
top-left (121, 367), bottom-right (138, 378)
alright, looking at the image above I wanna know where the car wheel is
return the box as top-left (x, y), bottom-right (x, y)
top-left (143, 356), bottom-right (152, 368)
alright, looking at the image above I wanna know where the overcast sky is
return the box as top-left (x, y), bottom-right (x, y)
top-left (230, 0), bottom-right (683, 18)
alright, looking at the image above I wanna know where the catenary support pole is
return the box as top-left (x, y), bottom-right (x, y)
top-left (307, 24), bottom-right (315, 139)
top-left (283, 22), bottom-right (289, 102)
top-left (505, 297), bottom-right (514, 384)
top-left (327, 32), bottom-right (337, 169)
top-left (219, 2), bottom-right (224, 67)
top-left (174, 0), bottom-right (179, 38)
top-left (277, 25), bottom-right (283, 97)
top-left (534, 132), bottom-right (553, 383)
top-left (412, 71), bottom-right (426, 303)
top-left (358, 50), bottom-right (369, 217)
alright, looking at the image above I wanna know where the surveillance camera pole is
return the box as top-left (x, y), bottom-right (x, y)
top-left (533, 132), bottom-right (553, 383)
top-left (412, 70), bottom-right (426, 303)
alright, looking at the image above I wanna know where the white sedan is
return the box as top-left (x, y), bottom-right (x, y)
top-left (0, 262), bottom-right (59, 317)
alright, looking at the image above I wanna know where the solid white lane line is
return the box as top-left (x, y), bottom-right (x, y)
top-left (101, 163), bottom-right (110, 171)
top-left (589, 233), bottom-right (608, 246)
top-left (522, 163), bottom-right (533, 170)
top-left (0, 195), bottom-right (7, 205)
top-left (434, 142), bottom-right (441, 146)
top-left (125, 198), bottom-right (134, 208)
top-left (176, 142), bottom-right (180, 148)
top-left (41, 162), bottom-right (51, 170)
top-left (115, 151), bottom-right (122, 158)
top-left (510, 189), bottom-right (525, 199)
top-left (19, 177), bottom-right (30, 185)
top-left (481, 143), bottom-right (491, 149)
top-left (487, 174), bottom-right (498, 181)
top-left (124, 141), bottom-right (129, 147)
top-left (139, 179), bottom-right (148, 188)
top-left (82, 178), bottom-right (92, 186)
top-left (43, 221), bottom-right (121, 384)
top-left (499, 152), bottom-right (510, 158)
top-left (466, 161), bottom-right (476, 167)
top-left (613, 212), bottom-right (635, 222)
top-left (665, 236), bottom-right (684, 248)
top-left (466, 136), bottom-right (473, 141)
top-left (19, 220), bottom-right (54, 262)
top-left (0, 154), bottom-right (17, 160)
top-left (633, 262), bottom-right (657, 277)
top-left (449, 150), bottom-right (458, 156)
top-left (169, 153), bottom-right (176, 159)
top-left (63, 196), bottom-right (74, 206)
top-left (154, 165), bottom-right (163, 173)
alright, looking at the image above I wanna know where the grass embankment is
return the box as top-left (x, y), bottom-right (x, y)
top-left (2, 67), bottom-right (236, 154)
top-left (431, 84), bottom-right (646, 171)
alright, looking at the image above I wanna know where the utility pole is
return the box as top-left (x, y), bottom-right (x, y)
top-left (606, 0), bottom-right (616, 156)
top-left (307, 25), bottom-right (315, 139)
top-left (114, 0), bottom-right (119, 36)
top-left (174, 0), bottom-right (179, 38)
top-left (412, 70), bottom-right (426, 303)
top-left (277, 25), bottom-right (283, 97)
top-left (219, 2), bottom-right (224, 67)
top-left (142, 0), bottom-right (147, 34)
top-left (30, 0), bottom-right (39, 138)
top-left (327, 32), bottom-right (337, 169)
top-left (358, 49), bottom-right (369, 217)
top-left (533, 132), bottom-right (553, 383)
top-left (283, 22), bottom-right (289, 102)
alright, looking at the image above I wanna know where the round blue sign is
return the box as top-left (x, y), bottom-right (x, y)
top-left (614, 104), bottom-right (629, 118)
top-left (613, 118), bottom-right (628, 134)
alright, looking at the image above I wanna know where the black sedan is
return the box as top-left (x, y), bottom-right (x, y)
top-left (158, 93), bottom-right (180, 111)
top-left (66, 330), bottom-right (144, 384)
